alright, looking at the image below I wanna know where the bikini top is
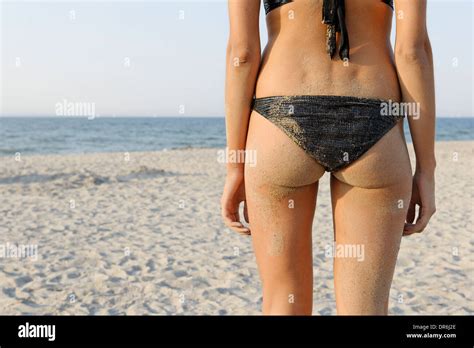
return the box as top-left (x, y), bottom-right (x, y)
top-left (263, 0), bottom-right (394, 61)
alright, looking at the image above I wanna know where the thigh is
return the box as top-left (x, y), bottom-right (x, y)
top-left (245, 111), bottom-right (325, 314)
top-left (330, 121), bottom-right (412, 314)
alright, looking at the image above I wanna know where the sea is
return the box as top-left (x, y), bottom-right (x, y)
top-left (0, 117), bottom-right (472, 156)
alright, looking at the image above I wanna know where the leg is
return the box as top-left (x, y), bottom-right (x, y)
top-left (245, 111), bottom-right (325, 315)
top-left (331, 121), bottom-right (412, 315)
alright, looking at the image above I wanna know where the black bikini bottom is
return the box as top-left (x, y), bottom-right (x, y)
top-left (252, 95), bottom-right (404, 172)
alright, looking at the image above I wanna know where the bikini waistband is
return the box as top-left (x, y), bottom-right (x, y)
top-left (252, 95), bottom-right (406, 118)
top-left (252, 95), bottom-right (394, 107)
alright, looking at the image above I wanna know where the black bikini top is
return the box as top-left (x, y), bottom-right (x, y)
top-left (263, 0), bottom-right (394, 61)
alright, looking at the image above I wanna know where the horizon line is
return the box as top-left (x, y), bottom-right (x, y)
top-left (1, 115), bottom-right (473, 119)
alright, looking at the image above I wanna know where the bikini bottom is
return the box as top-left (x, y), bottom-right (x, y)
top-left (251, 95), bottom-right (404, 172)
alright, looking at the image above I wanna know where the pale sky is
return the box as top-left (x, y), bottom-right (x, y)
top-left (0, 0), bottom-right (472, 117)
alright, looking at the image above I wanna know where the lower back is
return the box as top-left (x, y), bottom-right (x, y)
top-left (256, 0), bottom-right (401, 101)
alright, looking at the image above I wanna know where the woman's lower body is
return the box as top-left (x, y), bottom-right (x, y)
top-left (244, 95), bottom-right (412, 315)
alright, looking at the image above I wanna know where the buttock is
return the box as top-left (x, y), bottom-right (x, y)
top-left (251, 95), bottom-right (405, 173)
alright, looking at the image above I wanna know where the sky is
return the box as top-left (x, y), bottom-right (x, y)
top-left (0, 0), bottom-right (472, 117)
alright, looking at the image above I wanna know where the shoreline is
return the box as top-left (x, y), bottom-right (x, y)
top-left (0, 139), bottom-right (473, 159)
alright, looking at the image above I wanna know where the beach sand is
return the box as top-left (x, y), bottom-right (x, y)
top-left (0, 141), bottom-right (472, 315)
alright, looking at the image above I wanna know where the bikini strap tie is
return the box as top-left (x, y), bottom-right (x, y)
top-left (322, 0), bottom-right (350, 61)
